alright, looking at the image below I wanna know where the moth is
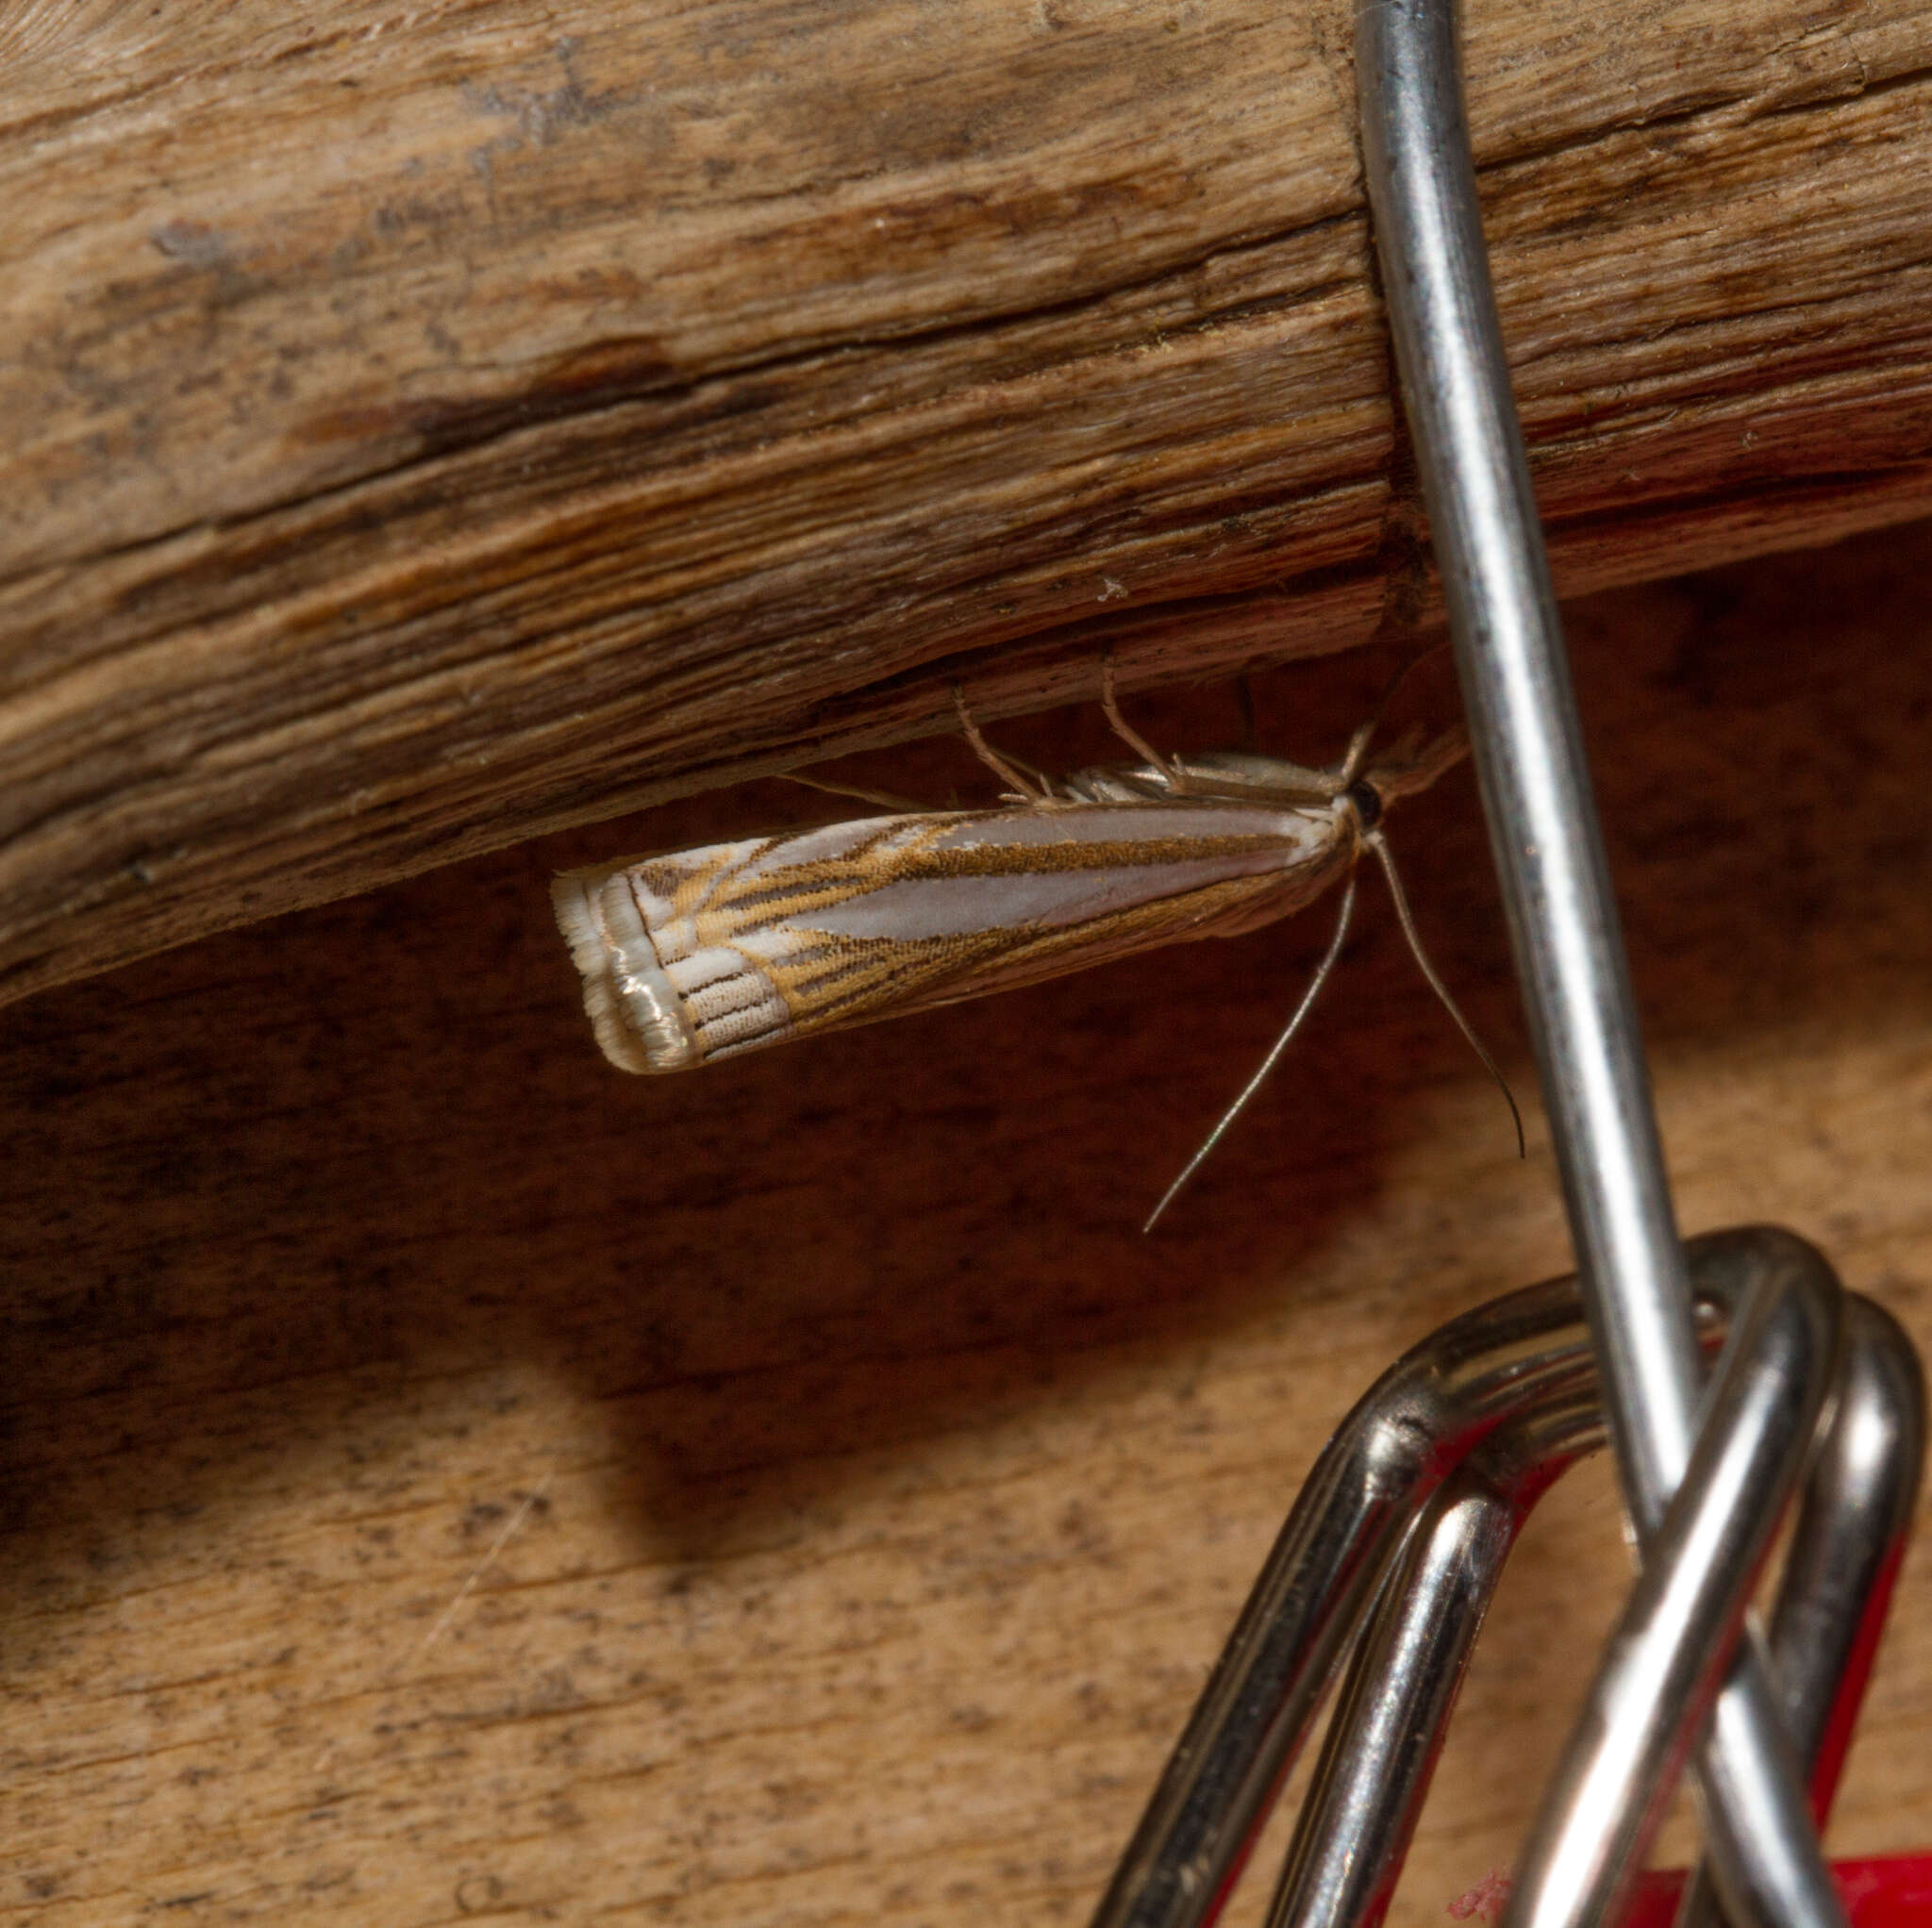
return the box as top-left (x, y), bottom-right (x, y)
top-left (553, 672), bottom-right (1513, 1227)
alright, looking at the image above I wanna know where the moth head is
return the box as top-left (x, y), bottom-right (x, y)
top-left (1353, 723), bottom-right (1470, 824)
top-left (1343, 775), bottom-right (1385, 833)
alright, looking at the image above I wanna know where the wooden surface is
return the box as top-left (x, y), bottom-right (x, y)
top-left (4, 520), bottom-right (1931, 1924)
top-left (6, 0), bottom-right (1932, 1009)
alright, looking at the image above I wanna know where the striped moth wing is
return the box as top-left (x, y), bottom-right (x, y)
top-left (553, 798), bottom-right (1357, 1073)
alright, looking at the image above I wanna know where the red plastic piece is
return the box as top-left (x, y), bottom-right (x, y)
top-left (1623, 1858), bottom-right (1932, 1926)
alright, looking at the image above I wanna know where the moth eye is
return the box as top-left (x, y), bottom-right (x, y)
top-left (1345, 778), bottom-right (1384, 832)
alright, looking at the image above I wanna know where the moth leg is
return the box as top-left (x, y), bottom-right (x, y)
top-left (1337, 712), bottom-right (1380, 788)
top-left (1100, 650), bottom-right (1189, 791)
top-left (1341, 640), bottom-right (1455, 784)
top-left (1370, 723), bottom-right (1470, 804)
top-left (1142, 867), bottom-right (1359, 1232)
top-left (952, 684), bottom-right (1054, 805)
top-left (1366, 826), bottom-right (1523, 1155)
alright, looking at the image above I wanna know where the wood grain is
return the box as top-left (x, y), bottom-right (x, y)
top-left (2, 521), bottom-right (1930, 1924)
top-left (3, 0), bottom-right (1932, 1006)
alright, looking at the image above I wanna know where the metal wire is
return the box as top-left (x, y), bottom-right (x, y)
top-left (1351, 0), bottom-right (1846, 1920)
top-left (1262, 1395), bottom-right (1603, 1928)
top-left (1090, 1261), bottom-right (1625, 1928)
top-left (1675, 1295), bottom-right (1928, 1927)
top-left (1501, 1236), bottom-right (1841, 1928)
top-left (1089, 1230), bottom-right (1923, 1928)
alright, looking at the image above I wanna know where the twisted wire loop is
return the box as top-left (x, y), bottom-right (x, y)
top-left (1089, 1227), bottom-right (1925, 1928)
top-left (1351, 0), bottom-right (1864, 1917)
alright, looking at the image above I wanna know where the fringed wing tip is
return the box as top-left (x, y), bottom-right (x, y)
top-left (550, 869), bottom-right (700, 1075)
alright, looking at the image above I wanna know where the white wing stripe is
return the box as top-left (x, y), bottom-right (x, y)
top-left (683, 967), bottom-right (784, 1025)
top-left (929, 805), bottom-right (1317, 852)
top-left (665, 945), bottom-right (755, 995)
top-left (796, 852), bottom-right (1291, 941)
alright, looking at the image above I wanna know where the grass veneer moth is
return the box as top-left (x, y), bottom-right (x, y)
top-left (553, 672), bottom-right (1515, 1225)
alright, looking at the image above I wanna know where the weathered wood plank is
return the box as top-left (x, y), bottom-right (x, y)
top-left (4, 0), bottom-right (1932, 1005)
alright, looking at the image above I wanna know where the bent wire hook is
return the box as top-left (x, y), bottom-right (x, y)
top-left (1090, 1229), bottom-right (1924, 1928)
top-left (1353, 0), bottom-right (1856, 1922)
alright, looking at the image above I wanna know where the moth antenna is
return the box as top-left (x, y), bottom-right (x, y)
top-left (1341, 641), bottom-right (1456, 786)
top-left (784, 773), bottom-right (930, 813)
top-left (1373, 723), bottom-right (1470, 804)
top-left (1366, 829), bottom-right (1525, 1157)
top-left (953, 684), bottom-right (1051, 804)
top-left (1143, 869), bottom-right (1359, 1234)
top-left (1100, 650), bottom-right (1187, 790)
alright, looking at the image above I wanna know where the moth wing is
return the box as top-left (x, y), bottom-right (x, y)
top-left (555, 803), bottom-right (1349, 1072)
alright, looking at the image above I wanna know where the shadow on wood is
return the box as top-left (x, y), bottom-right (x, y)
top-left (0, 522), bottom-right (1929, 1922)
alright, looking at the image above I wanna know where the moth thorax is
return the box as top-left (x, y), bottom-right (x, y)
top-left (1344, 777), bottom-right (1384, 833)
